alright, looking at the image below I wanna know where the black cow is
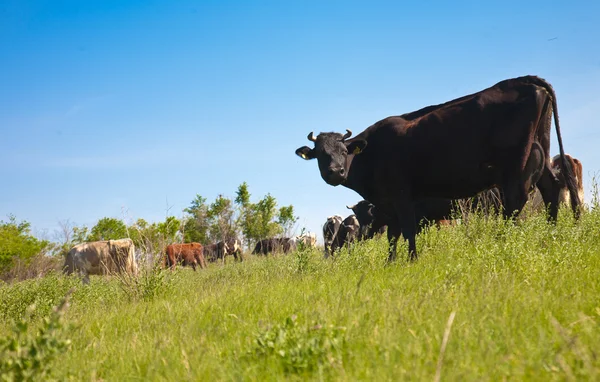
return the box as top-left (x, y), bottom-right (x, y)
top-left (349, 198), bottom-right (456, 236)
top-left (322, 215), bottom-right (343, 258)
top-left (296, 76), bottom-right (580, 261)
top-left (346, 201), bottom-right (384, 240)
top-left (329, 215), bottom-right (361, 255)
top-left (349, 143), bottom-right (547, 234)
top-left (252, 238), bottom-right (296, 256)
top-left (224, 238), bottom-right (243, 262)
top-left (203, 241), bottom-right (229, 263)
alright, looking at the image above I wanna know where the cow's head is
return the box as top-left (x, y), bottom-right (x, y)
top-left (347, 200), bottom-right (375, 225)
top-left (295, 130), bottom-right (367, 186)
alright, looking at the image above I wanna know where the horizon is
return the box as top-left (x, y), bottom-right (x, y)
top-left (1, 1), bottom-right (599, 244)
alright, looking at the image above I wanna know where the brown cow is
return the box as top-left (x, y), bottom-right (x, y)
top-left (164, 243), bottom-right (206, 271)
top-left (551, 154), bottom-right (584, 208)
top-left (296, 75), bottom-right (581, 261)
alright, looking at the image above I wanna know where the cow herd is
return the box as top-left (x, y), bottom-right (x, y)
top-left (297, 75), bottom-right (585, 262)
top-left (62, 233), bottom-right (320, 282)
top-left (62, 75), bottom-right (586, 282)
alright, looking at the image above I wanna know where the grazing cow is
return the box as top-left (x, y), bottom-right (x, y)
top-left (164, 243), bottom-right (206, 271)
top-left (224, 238), bottom-right (244, 262)
top-left (203, 241), bottom-right (229, 263)
top-left (322, 215), bottom-right (343, 258)
top-left (551, 154), bottom-right (584, 208)
top-left (252, 238), bottom-right (296, 255)
top-left (296, 75), bottom-right (580, 261)
top-left (64, 238), bottom-right (137, 284)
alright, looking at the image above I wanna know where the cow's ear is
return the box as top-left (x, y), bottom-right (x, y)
top-left (347, 140), bottom-right (367, 155)
top-left (295, 146), bottom-right (315, 160)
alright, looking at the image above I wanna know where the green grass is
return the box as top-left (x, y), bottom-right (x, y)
top-left (2, 208), bottom-right (600, 381)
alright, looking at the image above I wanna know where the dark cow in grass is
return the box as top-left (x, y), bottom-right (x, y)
top-left (164, 243), bottom-right (206, 271)
top-left (224, 238), bottom-right (244, 262)
top-left (296, 76), bottom-right (580, 261)
top-left (252, 238), bottom-right (296, 256)
top-left (328, 215), bottom-right (361, 255)
top-left (203, 241), bottom-right (229, 263)
top-left (322, 215), bottom-right (343, 258)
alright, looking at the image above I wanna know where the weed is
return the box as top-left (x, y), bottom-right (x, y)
top-left (249, 314), bottom-right (346, 375)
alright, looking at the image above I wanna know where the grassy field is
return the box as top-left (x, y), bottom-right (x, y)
top-left (1, 208), bottom-right (600, 381)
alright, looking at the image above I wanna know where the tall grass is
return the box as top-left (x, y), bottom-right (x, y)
top-left (1, 206), bottom-right (600, 380)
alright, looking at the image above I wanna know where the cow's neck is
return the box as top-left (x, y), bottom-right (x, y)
top-left (343, 152), bottom-right (372, 200)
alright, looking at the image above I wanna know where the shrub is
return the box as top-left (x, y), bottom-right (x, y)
top-left (0, 290), bottom-right (73, 381)
top-left (0, 216), bottom-right (49, 273)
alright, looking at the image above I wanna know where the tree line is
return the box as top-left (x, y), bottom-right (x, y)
top-left (0, 183), bottom-right (298, 274)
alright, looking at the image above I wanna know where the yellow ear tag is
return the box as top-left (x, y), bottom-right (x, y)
top-left (353, 146), bottom-right (362, 155)
top-left (300, 153), bottom-right (308, 159)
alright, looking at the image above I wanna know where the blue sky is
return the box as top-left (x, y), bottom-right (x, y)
top-left (1, 0), bottom-right (599, 242)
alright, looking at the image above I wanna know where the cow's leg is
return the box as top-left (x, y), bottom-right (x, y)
top-left (191, 262), bottom-right (197, 271)
top-left (387, 198), bottom-right (417, 262)
top-left (82, 270), bottom-right (90, 285)
top-left (397, 202), bottom-right (418, 261)
top-left (386, 222), bottom-right (401, 263)
top-left (536, 166), bottom-right (561, 221)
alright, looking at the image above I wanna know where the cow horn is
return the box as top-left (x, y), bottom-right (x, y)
top-left (342, 129), bottom-right (352, 140)
top-left (346, 204), bottom-right (355, 210)
top-left (307, 132), bottom-right (317, 142)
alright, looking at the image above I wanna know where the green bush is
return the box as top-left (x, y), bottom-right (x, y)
top-left (0, 290), bottom-right (72, 381)
top-left (0, 216), bottom-right (49, 273)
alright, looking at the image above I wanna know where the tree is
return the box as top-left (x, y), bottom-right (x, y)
top-left (128, 217), bottom-right (181, 264)
top-left (235, 182), bottom-right (251, 208)
top-left (51, 220), bottom-right (88, 257)
top-left (87, 218), bottom-right (127, 241)
top-left (278, 205), bottom-right (298, 238)
top-left (240, 193), bottom-right (282, 243)
top-left (208, 195), bottom-right (237, 242)
top-left (0, 215), bottom-right (49, 271)
top-left (183, 183), bottom-right (299, 249)
top-left (182, 195), bottom-right (210, 243)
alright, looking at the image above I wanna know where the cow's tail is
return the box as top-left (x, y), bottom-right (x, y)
top-left (528, 76), bottom-right (581, 217)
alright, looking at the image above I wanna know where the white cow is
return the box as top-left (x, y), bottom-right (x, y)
top-left (296, 232), bottom-right (317, 248)
top-left (64, 238), bottom-right (137, 284)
